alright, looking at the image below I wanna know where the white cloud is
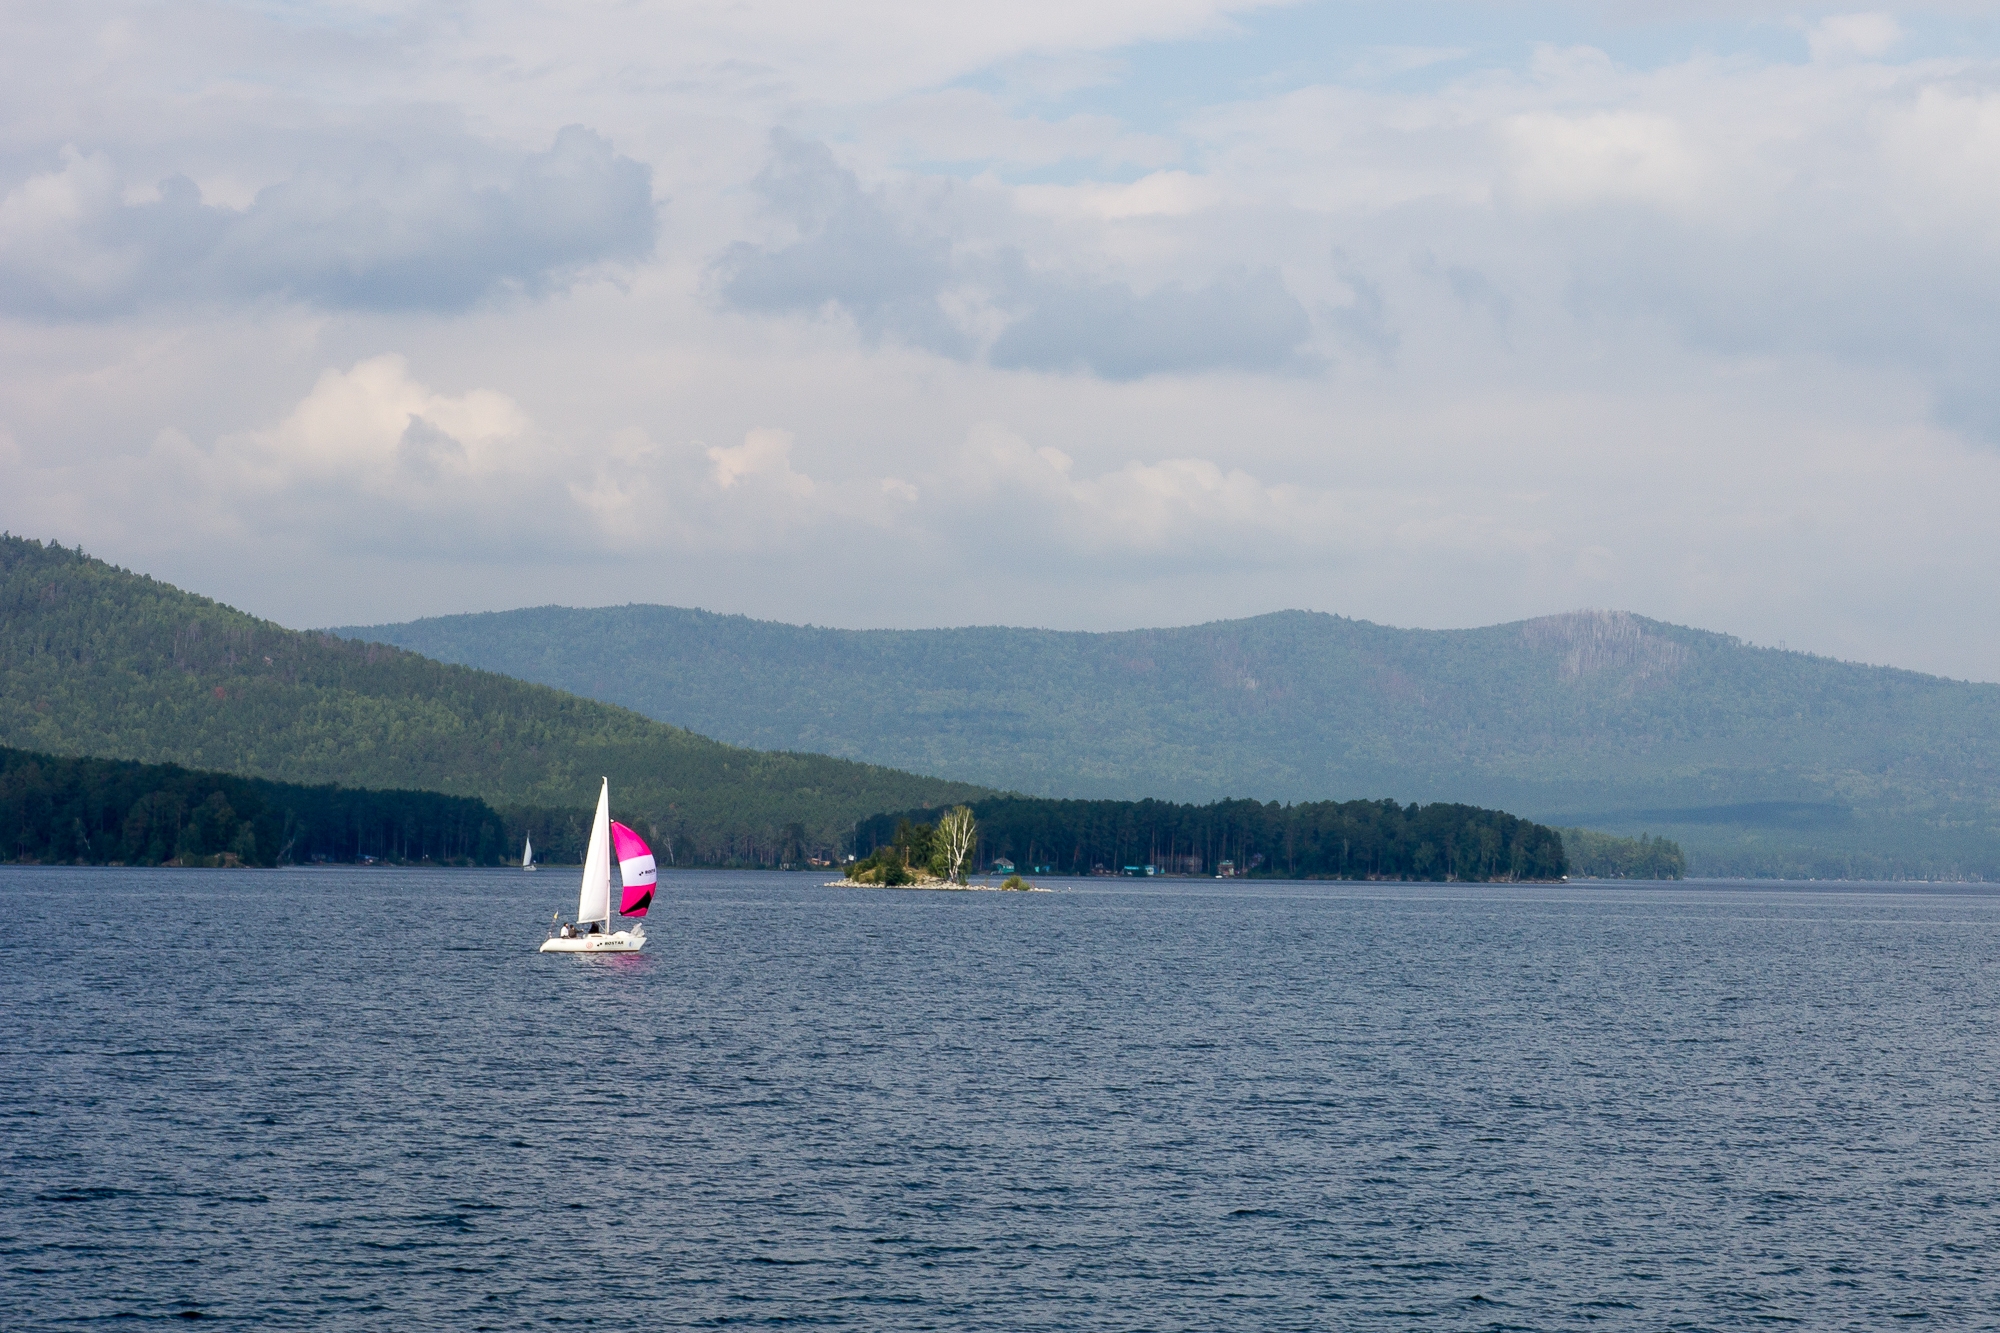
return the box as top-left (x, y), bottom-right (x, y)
top-left (1807, 12), bottom-right (1904, 61)
top-left (1346, 45), bottom-right (1472, 80)
top-left (0, 128), bottom-right (654, 317)
top-left (863, 90), bottom-right (1177, 171)
top-left (261, 355), bottom-right (536, 488)
top-left (1875, 84), bottom-right (2000, 236)
top-left (956, 424), bottom-right (1331, 551)
top-left (1500, 111), bottom-right (1707, 211)
top-left (0, 148), bottom-right (146, 312)
top-left (1014, 171), bottom-right (1223, 221)
top-left (475, 0), bottom-right (1297, 108)
top-left (85, 356), bottom-right (578, 561)
top-left (707, 428), bottom-right (816, 496)
top-left (942, 423), bottom-right (1556, 571)
top-left (715, 134), bottom-right (1313, 376)
top-left (9, 0), bottom-right (2000, 682)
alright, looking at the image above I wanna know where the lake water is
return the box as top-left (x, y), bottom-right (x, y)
top-left (5, 868), bottom-right (2000, 1330)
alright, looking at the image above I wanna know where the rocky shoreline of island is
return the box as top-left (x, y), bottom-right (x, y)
top-left (826, 876), bottom-right (1048, 892)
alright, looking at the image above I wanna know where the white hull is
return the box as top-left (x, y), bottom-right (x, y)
top-left (540, 925), bottom-right (645, 953)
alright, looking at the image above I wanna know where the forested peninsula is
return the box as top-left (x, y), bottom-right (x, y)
top-left (856, 796), bottom-right (1571, 882)
top-left (1558, 827), bottom-right (1685, 879)
top-left (0, 745), bottom-right (592, 867)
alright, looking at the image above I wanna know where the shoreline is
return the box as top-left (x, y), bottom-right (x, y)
top-left (825, 879), bottom-right (1050, 892)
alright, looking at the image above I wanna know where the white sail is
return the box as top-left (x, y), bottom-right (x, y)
top-left (523, 832), bottom-right (534, 869)
top-left (576, 779), bottom-right (612, 924)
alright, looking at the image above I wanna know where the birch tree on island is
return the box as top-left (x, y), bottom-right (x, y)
top-left (937, 805), bottom-right (977, 884)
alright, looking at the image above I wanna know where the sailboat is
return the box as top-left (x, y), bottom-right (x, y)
top-left (539, 778), bottom-right (655, 953)
top-left (522, 831), bottom-right (537, 871)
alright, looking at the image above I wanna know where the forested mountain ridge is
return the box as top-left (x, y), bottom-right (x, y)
top-left (342, 603), bottom-right (2000, 877)
top-left (0, 537), bottom-right (987, 862)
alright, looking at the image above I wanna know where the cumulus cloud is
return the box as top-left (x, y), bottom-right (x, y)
top-left (257, 355), bottom-right (538, 494)
top-left (1500, 111), bottom-right (1707, 211)
top-left (954, 424), bottom-right (1339, 557)
top-left (1170, 32), bottom-right (2000, 435)
top-left (1472, 68), bottom-right (2000, 432)
top-left (82, 358), bottom-right (1373, 573)
top-left (15, 2), bottom-right (2000, 675)
top-left (36, 357), bottom-right (860, 566)
top-left (1013, 170), bottom-right (1224, 221)
top-left (863, 88), bottom-right (1178, 172)
top-left (715, 133), bottom-right (971, 354)
top-left (987, 268), bottom-right (1312, 379)
top-left (1807, 13), bottom-right (1904, 61)
top-left (715, 133), bottom-right (1312, 377)
top-left (707, 428), bottom-right (815, 496)
top-left (0, 127), bottom-right (653, 317)
top-left (18, 354), bottom-right (710, 565)
top-left (114, 356), bottom-right (573, 558)
top-left (245, 365), bottom-right (854, 553)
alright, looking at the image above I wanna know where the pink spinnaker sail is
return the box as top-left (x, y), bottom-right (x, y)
top-left (612, 821), bottom-right (657, 916)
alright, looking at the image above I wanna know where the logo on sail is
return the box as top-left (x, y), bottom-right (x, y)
top-left (611, 821), bottom-right (657, 917)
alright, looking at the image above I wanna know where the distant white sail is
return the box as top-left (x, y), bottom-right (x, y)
top-left (576, 779), bottom-right (612, 925)
top-left (523, 832), bottom-right (535, 870)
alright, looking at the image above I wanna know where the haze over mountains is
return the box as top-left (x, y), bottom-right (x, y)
top-left (343, 604), bottom-right (2000, 878)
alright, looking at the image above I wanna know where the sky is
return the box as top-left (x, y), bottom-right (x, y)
top-left (4, 1), bottom-right (2000, 680)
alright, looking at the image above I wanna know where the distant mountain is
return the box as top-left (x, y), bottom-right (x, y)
top-left (0, 537), bottom-right (987, 862)
top-left (339, 603), bottom-right (2000, 878)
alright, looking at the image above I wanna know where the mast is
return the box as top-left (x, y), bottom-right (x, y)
top-left (577, 778), bottom-right (612, 927)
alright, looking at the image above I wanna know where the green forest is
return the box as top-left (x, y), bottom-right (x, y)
top-left (1558, 828), bottom-right (1685, 879)
top-left (855, 795), bottom-right (1569, 882)
top-left (350, 602), bottom-right (2000, 878)
top-left (0, 536), bottom-right (987, 865)
top-left (0, 744), bottom-right (597, 867)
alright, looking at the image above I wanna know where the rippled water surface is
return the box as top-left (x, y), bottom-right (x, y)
top-left (6, 868), bottom-right (2000, 1330)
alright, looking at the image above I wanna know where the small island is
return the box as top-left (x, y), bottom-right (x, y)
top-left (832, 807), bottom-right (1045, 891)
